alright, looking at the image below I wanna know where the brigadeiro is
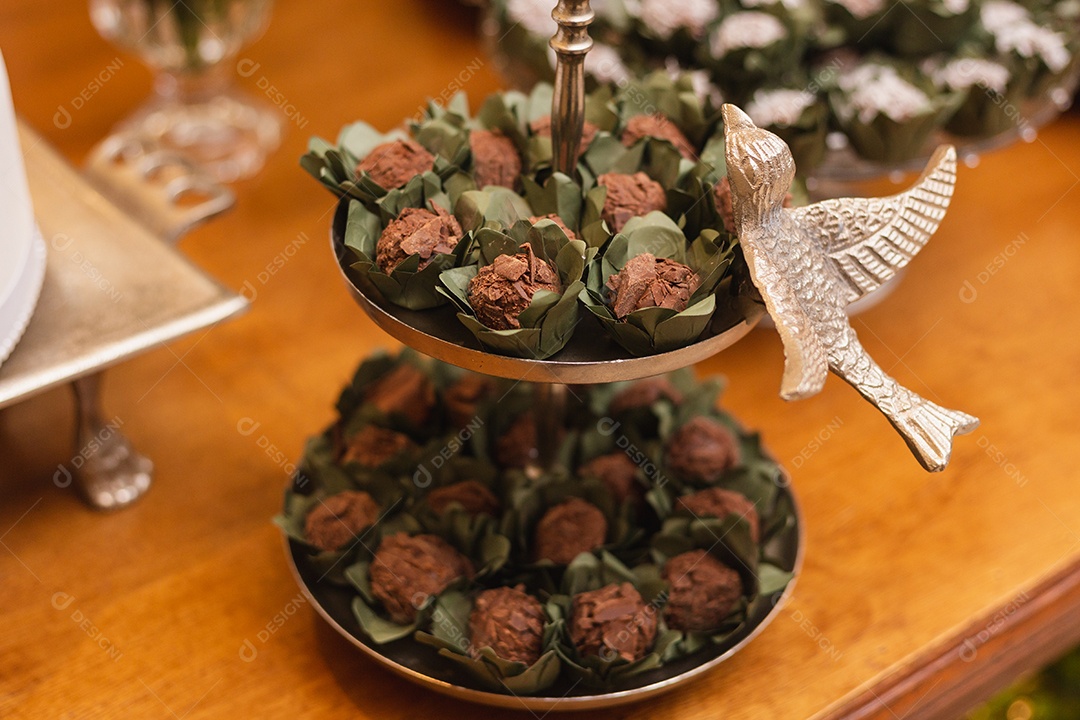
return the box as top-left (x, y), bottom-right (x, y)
top-left (529, 115), bottom-right (599, 159)
top-left (606, 253), bottom-right (701, 318)
top-left (427, 480), bottom-right (501, 518)
top-left (374, 205), bottom-right (462, 274)
top-left (597, 172), bottom-right (667, 233)
top-left (530, 213), bottom-right (577, 240)
top-left (355, 139), bottom-right (435, 189)
top-left (466, 244), bottom-right (562, 331)
top-left (495, 412), bottom-right (539, 469)
top-left (365, 362), bottom-right (436, 427)
top-left (662, 549), bottom-right (743, 633)
top-left (304, 490), bottom-right (381, 552)
top-left (469, 585), bottom-right (546, 665)
top-left (443, 373), bottom-right (495, 428)
top-left (675, 488), bottom-right (760, 543)
top-left (341, 425), bottom-right (417, 467)
top-left (609, 377), bottom-right (684, 415)
top-left (534, 497), bottom-right (608, 564)
top-left (470, 129), bottom-right (522, 189)
top-left (578, 452), bottom-right (641, 505)
top-left (570, 582), bottom-right (657, 662)
top-left (665, 416), bottom-right (741, 483)
top-left (621, 114), bottom-right (697, 159)
top-left (370, 533), bottom-right (475, 624)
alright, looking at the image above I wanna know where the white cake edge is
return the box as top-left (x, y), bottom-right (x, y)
top-left (0, 223), bottom-right (46, 369)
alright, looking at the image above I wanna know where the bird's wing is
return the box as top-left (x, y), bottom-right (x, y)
top-left (791, 145), bottom-right (957, 304)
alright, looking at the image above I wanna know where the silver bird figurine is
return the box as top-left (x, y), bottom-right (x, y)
top-left (721, 104), bottom-right (979, 471)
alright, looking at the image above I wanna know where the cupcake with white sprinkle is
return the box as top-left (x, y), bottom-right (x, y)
top-left (978, 0), bottom-right (1075, 98)
top-left (890, 0), bottom-right (978, 57)
top-left (925, 55), bottom-right (1024, 138)
top-left (828, 56), bottom-right (963, 162)
top-left (745, 86), bottom-right (828, 169)
top-left (820, 0), bottom-right (890, 48)
top-left (703, 11), bottom-right (802, 102)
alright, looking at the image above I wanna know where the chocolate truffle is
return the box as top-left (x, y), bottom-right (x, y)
top-left (662, 549), bottom-right (743, 633)
top-left (356, 139), bottom-right (435, 189)
top-left (621, 114), bottom-right (696, 159)
top-left (665, 416), bottom-right (741, 483)
top-left (470, 129), bottom-right (522, 189)
top-left (469, 585), bottom-right (546, 664)
top-left (534, 497), bottom-right (608, 564)
top-left (597, 172), bottom-right (667, 233)
top-left (676, 488), bottom-right (760, 543)
top-left (610, 377), bottom-right (684, 415)
top-left (495, 412), bottom-right (539, 469)
top-left (529, 213), bottom-right (577, 240)
top-left (467, 245), bottom-right (562, 331)
top-left (444, 373), bottom-right (495, 428)
top-left (606, 253), bottom-right (701, 318)
top-left (342, 425), bottom-right (417, 467)
top-left (529, 115), bottom-right (599, 158)
top-left (570, 582), bottom-right (657, 662)
top-left (370, 533), bottom-right (475, 624)
top-left (427, 480), bottom-right (501, 517)
top-left (375, 205), bottom-right (462, 274)
top-left (578, 452), bottom-right (641, 505)
top-left (365, 362), bottom-right (436, 427)
top-left (304, 490), bottom-right (381, 552)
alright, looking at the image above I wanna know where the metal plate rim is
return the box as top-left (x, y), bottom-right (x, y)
top-left (283, 478), bottom-right (805, 711)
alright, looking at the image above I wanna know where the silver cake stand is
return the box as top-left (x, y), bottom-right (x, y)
top-left (290, 0), bottom-right (803, 709)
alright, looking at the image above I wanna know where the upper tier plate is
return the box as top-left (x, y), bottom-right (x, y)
top-left (330, 199), bottom-right (763, 384)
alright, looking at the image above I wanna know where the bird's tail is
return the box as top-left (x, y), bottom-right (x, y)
top-left (889, 397), bottom-right (979, 472)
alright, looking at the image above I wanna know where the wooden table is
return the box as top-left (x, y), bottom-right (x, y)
top-left (2, 2), bottom-right (1079, 718)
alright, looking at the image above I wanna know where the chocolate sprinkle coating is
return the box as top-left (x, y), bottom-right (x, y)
top-left (467, 245), bottom-right (562, 331)
top-left (570, 582), bottom-right (657, 662)
top-left (529, 213), bottom-right (577, 240)
top-left (578, 452), bottom-right (641, 505)
top-left (609, 377), bottom-right (684, 415)
top-left (443, 373), bottom-right (495, 428)
top-left (495, 412), bottom-right (539, 469)
top-left (534, 497), bottom-right (608, 564)
top-left (662, 550), bottom-right (743, 633)
top-left (375, 206), bottom-right (462, 274)
top-left (355, 139), bottom-right (435, 189)
top-left (341, 425), bottom-right (417, 467)
top-left (675, 487), bottom-right (760, 543)
top-left (665, 416), bottom-right (741, 483)
top-left (365, 362), bottom-right (436, 427)
top-left (529, 115), bottom-right (599, 159)
top-left (427, 480), bottom-right (501, 517)
top-left (370, 533), bottom-right (475, 624)
top-left (470, 129), bottom-right (522, 189)
top-left (597, 172), bottom-right (667, 233)
top-left (469, 585), bottom-right (546, 664)
top-left (606, 253), bottom-right (701, 318)
top-left (621, 114), bottom-right (697, 159)
top-left (304, 491), bottom-right (381, 552)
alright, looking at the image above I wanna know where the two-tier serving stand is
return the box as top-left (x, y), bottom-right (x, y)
top-left (286, 2), bottom-right (803, 709)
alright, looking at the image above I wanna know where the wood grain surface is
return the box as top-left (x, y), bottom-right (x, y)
top-left (2, 2), bottom-right (1080, 718)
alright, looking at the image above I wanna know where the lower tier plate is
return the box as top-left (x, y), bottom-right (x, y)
top-left (284, 478), bottom-right (803, 712)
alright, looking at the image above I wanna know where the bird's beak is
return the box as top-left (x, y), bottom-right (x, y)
top-left (722, 104), bottom-right (755, 132)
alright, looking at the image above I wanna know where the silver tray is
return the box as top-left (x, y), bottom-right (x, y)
top-left (284, 478), bottom-right (803, 711)
top-left (330, 199), bottom-right (763, 385)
